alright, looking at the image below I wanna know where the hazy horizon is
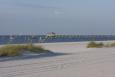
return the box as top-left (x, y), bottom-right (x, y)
top-left (0, 0), bottom-right (115, 35)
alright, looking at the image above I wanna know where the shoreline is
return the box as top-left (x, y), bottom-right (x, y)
top-left (0, 40), bottom-right (115, 48)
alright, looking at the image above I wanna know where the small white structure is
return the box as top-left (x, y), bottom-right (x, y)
top-left (46, 32), bottom-right (56, 37)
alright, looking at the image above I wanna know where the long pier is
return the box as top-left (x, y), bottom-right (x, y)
top-left (0, 35), bottom-right (115, 44)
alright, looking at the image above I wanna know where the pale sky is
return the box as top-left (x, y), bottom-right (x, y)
top-left (0, 0), bottom-right (115, 35)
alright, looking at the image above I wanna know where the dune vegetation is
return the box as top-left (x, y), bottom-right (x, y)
top-left (110, 42), bottom-right (115, 47)
top-left (87, 41), bottom-right (115, 48)
top-left (0, 44), bottom-right (49, 57)
top-left (87, 41), bottom-right (104, 48)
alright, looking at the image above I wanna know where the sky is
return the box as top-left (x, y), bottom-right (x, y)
top-left (0, 0), bottom-right (115, 35)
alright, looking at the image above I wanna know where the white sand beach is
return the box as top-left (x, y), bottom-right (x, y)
top-left (1, 41), bottom-right (115, 77)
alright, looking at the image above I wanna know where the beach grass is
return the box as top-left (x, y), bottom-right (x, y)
top-left (110, 42), bottom-right (115, 47)
top-left (87, 41), bottom-right (115, 48)
top-left (87, 41), bottom-right (104, 48)
top-left (0, 44), bottom-right (49, 57)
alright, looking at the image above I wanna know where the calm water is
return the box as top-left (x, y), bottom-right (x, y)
top-left (0, 35), bottom-right (115, 44)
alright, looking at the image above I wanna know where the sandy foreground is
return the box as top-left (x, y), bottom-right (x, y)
top-left (1, 41), bottom-right (115, 77)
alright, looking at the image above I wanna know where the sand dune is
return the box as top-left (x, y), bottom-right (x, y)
top-left (1, 42), bottom-right (115, 77)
